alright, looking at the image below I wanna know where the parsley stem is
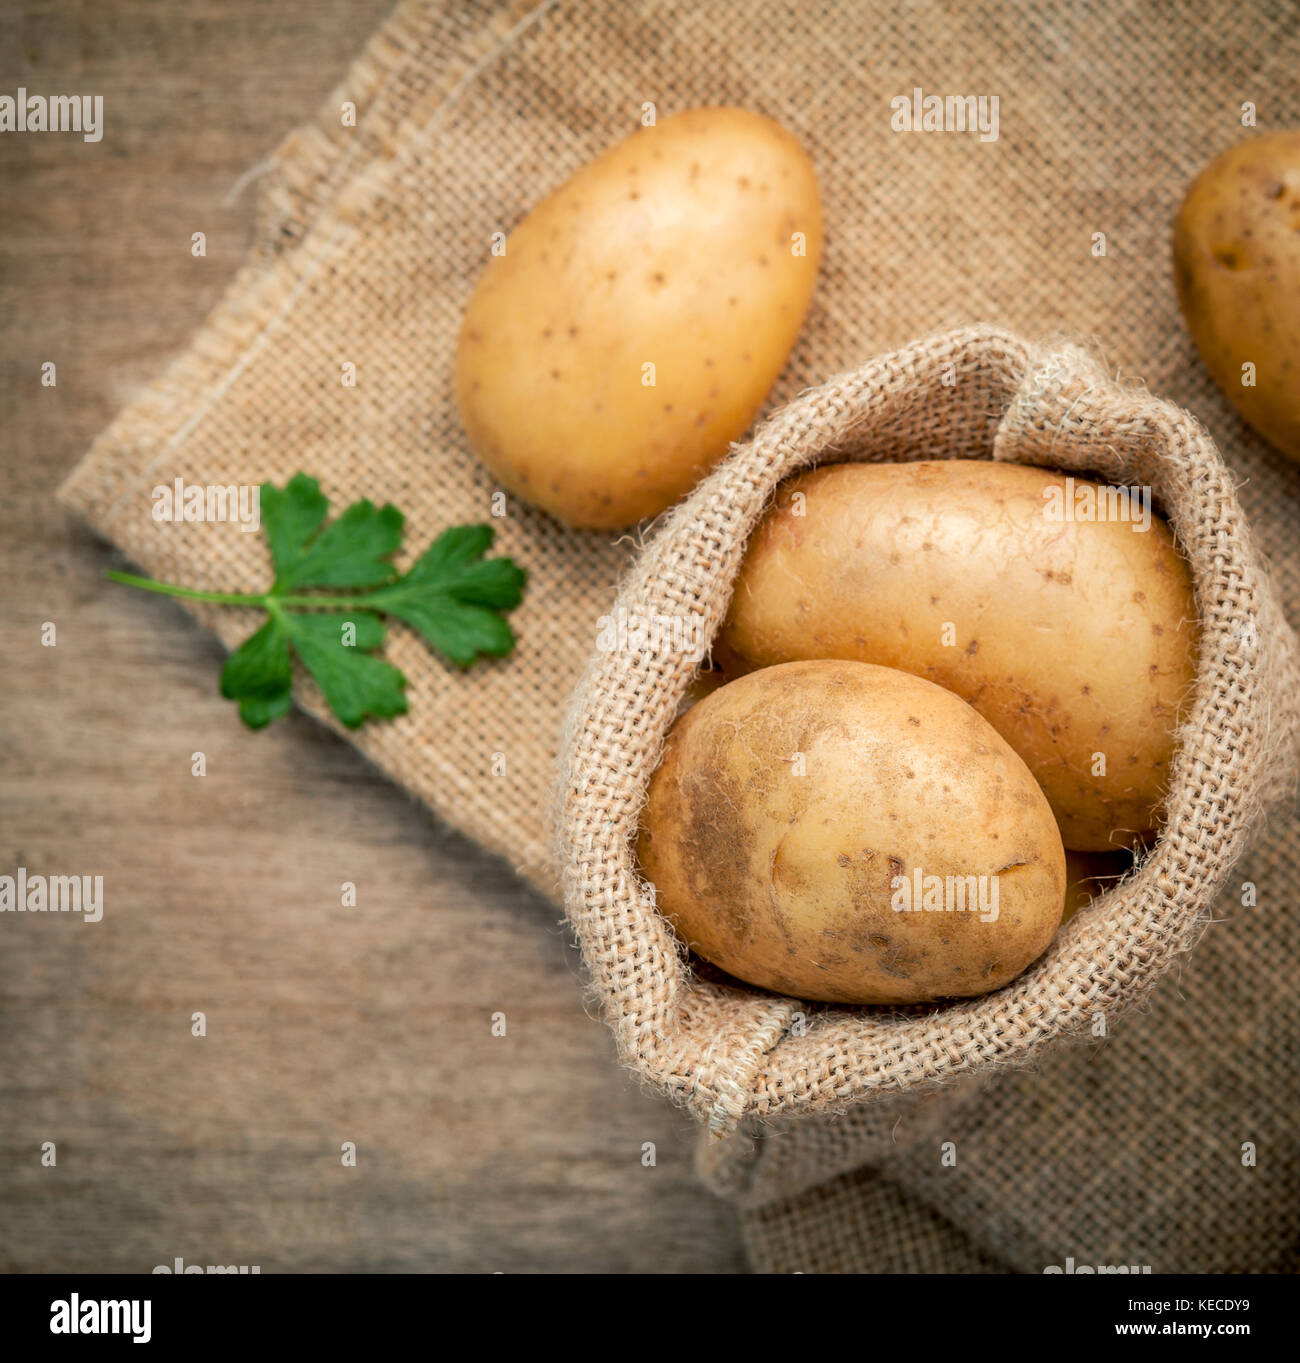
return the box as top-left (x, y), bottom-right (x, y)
top-left (105, 571), bottom-right (267, 607)
top-left (106, 570), bottom-right (386, 613)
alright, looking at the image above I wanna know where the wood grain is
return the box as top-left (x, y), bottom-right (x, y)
top-left (0, 0), bottom-right (743, 1272)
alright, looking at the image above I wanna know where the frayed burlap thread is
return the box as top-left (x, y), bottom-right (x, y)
top-left (558, 325), bottom-right (1300, 1132)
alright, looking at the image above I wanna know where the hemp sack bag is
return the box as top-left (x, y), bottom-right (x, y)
top-left (558, 323), bottom-right (1300, 1134)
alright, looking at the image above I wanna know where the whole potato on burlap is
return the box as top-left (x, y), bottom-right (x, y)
top-left (455, 107), bottom-right (822, 529)
top-left (716, 461), bottom-right (1199, 851)
top-left (637, 660), bottom-right (1066, 1005)
top-left (1174, 130), bottom-right (1300, 460)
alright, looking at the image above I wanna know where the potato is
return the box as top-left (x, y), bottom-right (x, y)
top-left (637, 659), bottom-right (1066, 1005)
top-left (716, 461), bottom-right (1199, 850)
top-left (1174, 131), bottom-right (1300, 460)
top-left (455, 108), bottom-right (822, 529)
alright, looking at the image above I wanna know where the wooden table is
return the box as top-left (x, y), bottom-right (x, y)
top-left (0, 0), bottom-right (743, 1273)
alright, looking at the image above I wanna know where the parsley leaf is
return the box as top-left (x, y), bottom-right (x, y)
top-left (263, 475), bottom-right (405, 591)
top-left (358, 526), bottom-right (527, 666)
top-left (107, 474), bottom-right (526, 730)
top-left (219, 618), bottom-right (294, 729)
top-left (275, 611), bottom-right (407, 728)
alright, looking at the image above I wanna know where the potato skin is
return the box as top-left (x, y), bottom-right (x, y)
top-left (637, 660), bottom-right (1066, 1005)
top-left (455, 108), bottom-right (822, 529)
top-left (716, 461), bottom-right (1199, 850)
top-left (1174, 131), bottom-right (1300, 460)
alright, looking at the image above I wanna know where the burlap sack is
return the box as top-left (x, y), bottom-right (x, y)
top-left (559, 324), bottom-right (1300, 1130)
top-left (57, 0), bottom-right (1300, 1270)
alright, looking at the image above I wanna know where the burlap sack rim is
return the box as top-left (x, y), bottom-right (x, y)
top-left (558, 322), bottom-right (1300, 1133)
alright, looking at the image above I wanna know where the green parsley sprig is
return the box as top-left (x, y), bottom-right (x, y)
top-left (108, 473), bottom-right (526, 730)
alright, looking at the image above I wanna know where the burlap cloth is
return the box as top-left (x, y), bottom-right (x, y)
top-left (58, 0), bottom-right (1300, 1272)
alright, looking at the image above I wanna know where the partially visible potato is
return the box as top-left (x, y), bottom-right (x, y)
top-left (637, 660), bottom-right (1066, 1005)
top-left (716, 461), bottom-right (1200, 850)
top-left (455, 107), bottom-right (822, 529)
top-left (1174, 131), bottom-right (1300, 460)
